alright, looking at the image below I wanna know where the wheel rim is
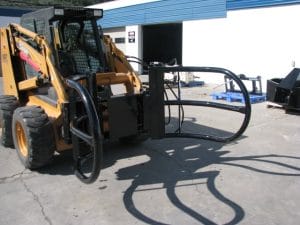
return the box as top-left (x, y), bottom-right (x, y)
top-left (16, 122), bottom-right (28, 157)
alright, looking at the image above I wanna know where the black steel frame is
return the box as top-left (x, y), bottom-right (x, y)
top-left (148, 66), bottom-right (252, 142)
top-left (65, 78), bottom-right (103, 184)
top-left (63, 67), bottom-right (251, 184)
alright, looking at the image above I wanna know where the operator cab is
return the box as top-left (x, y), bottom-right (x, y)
top-left (20, 7), bottom-right (106, 77)
top-left (56, 19), bottom-right (105, 77)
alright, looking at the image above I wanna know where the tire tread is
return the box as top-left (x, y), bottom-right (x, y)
top-left (0, 95), bottom-right (19, 147)
top-left (13, 106), bottom-right (55, 169)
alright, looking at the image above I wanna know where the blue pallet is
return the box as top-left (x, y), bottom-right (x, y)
top-left (211, 92), bottom-right (266, 104)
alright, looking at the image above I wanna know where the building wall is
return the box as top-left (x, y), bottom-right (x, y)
top-left (0, 7), bottom-right (31, 27)
top-left (125, 25), bottom-right (143, 72)
top-left (94, 1), bottom-right (300, 90)
top-left (103, 25), bottom-right (142, 72)
top-left (0, 16), bottom-right (19, 27)
top-left (183, 4), bottom-right (300, 89)
top-left (96, 0), bottom-right (226, 28)
top-left (103, 27), bottom-right (126, 52)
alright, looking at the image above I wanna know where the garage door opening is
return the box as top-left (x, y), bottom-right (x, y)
top-left (143, 23), bottom-right (182, 68)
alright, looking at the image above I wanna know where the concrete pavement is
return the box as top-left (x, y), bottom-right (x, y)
top-left (0, 86), bottom-right (300, 224)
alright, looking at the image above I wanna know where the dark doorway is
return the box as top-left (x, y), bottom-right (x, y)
top-left (142, 23), bottom-right (182, 67)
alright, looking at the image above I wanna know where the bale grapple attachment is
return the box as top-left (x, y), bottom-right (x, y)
top-left (145, 66), bottom-right (251, 142)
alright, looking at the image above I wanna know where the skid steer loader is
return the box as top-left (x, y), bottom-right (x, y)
top-left (0, 7), bottom-right (251, 183)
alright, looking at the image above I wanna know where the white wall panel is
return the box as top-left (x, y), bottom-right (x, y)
top-left (183, 4), bottom-right (300, 90)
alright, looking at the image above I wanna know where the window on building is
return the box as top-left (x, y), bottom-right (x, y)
top-left (115, 37), bottom-right (125, 44)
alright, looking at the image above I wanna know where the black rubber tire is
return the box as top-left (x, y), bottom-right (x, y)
top-left (0, 95), bottom-right (19, 147)
top-left (12, 106), bottom-right (55, 169)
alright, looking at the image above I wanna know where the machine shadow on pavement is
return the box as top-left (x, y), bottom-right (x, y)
top-left (114, 119), bottom-right (300, 225)
top-left (37, 117), bottom-right (300, 225)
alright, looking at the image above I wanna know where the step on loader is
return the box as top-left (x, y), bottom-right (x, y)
top-left (0, 7), bottom-right (251, 183)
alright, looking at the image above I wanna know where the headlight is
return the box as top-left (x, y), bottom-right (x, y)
top-left (93, 10), bottom-right (103, 17)
top-left (54, 8), bottom-right (64, 16)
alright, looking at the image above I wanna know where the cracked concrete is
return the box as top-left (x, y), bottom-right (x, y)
top-left (20, 174), bottom-right (53, 225)
top-left (0, 169), bottom-right (53, 225)
top-left (0, 171), bottom-right (25, 184)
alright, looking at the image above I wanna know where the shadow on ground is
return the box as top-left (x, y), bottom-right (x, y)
top-left (113, 136), bottom-right (300, 225)
top-left (37, 118), bottom-right (300, 225)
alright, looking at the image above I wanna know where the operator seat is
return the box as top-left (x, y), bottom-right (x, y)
top-left (58, 23), bottom-right (81, 77)
top-left (58, 50), bottom-right (77, 77)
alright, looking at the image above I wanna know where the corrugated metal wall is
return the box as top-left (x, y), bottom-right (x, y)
top-left (227, 0), bottom-right (300, 10)
top-left (0, 8), bottom-right (31, 17)
top-left (98, 0), bottom-right (226, 28)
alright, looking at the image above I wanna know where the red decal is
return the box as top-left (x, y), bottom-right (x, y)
top-left (19, 51), bottom-right (41, 72)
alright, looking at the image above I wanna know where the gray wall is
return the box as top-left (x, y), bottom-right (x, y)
top-left (0, 16), bottom-right (20, 27)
